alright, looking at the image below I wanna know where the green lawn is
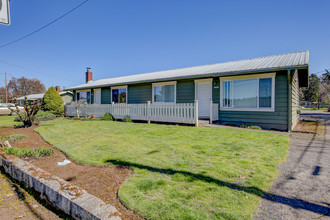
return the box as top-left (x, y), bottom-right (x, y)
top-left (300, 107), bottom-right (327, 110)
top-left (31, 119), bottom-right (289, 219)
top-left (0, 116), bottom-right (21, 127)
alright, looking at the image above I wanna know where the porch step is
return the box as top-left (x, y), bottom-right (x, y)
top-left (198, 120), bottom-right (210, 126)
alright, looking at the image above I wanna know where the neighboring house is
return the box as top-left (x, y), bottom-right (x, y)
top-left (66, 51), bottom-right (309, 131)
top-left (16, 87), bottom-right (73, 106)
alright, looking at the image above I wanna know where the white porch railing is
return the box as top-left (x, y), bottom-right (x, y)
top-left (209, 101), bottom-right (219, 123)
top-left (65, 101), bottom-right (199, 126)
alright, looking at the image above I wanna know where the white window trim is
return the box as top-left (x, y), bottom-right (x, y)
top-left (111, 85), bottom-right (128, 104)
top-left (76, 89), bottom-right (91, 103)
top-left (152, 81), bottom-right (177, 103)
top-left (194, 78), bottom-right (213, 101)
top-left (220, 73), bottom-right (276, 112)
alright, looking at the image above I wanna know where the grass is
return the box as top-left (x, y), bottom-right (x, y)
top-left (0, 116), bottom-right (21, 127)
top-left (300, 107), bottom-right (327, 110)
top-left (4, 134), bottom-right (26, 142)
top-left (33, 118), bottom-right (290, 220)
top-left (2, 146), bottom-right (54, 158)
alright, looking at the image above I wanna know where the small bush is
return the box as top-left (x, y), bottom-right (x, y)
top-left (100, 113), bottom-right (114, 121)
top-left (5, 134), bottom-right (26, 142)
top-left (2, 146), bottom-right (54, 158)
top-left (249, 126), bottom-right (262, 130)
top-left (36, 111), bottom-right (57, 121)
top-left (123, 115), bottom-right (132, 123)
top-left (297, 109), bottom-right (301, 114)
top-left (15, 111), bottom-right (56, 122)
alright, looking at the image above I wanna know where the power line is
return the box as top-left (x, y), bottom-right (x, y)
top-left (0, 0), bottom-right (88, 48)
top-left (0, 59), bottom-right (82, 84)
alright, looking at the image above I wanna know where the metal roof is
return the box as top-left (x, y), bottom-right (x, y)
top-left (16, 91), bottom-right (72, 100)
top-left (67, 51), bottom-right (309, 90)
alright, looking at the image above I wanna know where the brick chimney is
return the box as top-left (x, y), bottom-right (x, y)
top-left (86, 67), bottom-right (93, 83)
top-left (55, 86), bottom-right (60, 93)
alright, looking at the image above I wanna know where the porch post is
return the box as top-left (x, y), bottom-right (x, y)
top-left (147, 101), bottom-right (151, 124)
top-left (210, 100), bottom-right (213, 124)
top-left (195, 100), bottom-right (199, 127)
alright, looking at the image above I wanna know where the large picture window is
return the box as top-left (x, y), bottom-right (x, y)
top-left (111, 86), bottom-right (127, 103)
top-left (152, 82), bottom-right (176, 103)
top-left (220, 73), bottom-right (275, 111)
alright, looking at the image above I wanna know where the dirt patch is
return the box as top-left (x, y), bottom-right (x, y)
top-left (0, 126), bottom-right (144, 220)
top-left (0, 171), bottom-right (62, 220)
top-left (293, 119), bottom-right (325, 135)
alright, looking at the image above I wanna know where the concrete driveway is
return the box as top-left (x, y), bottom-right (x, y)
top-left (255, 110), bottom-right (330, 219)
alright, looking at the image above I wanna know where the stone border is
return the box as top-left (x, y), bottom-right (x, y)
top-left (0, 153), bottom-right (121, 220)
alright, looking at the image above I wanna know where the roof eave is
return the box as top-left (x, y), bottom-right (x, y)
top-left (65, 65), bottom-right (309, 91)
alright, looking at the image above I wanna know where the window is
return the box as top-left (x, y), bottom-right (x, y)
top-left (111, 86), bottom-right (127, 103)
top-left (77, 91), bottom-right (91, 104)
top-left (152, 82), bottom-right (176, 103)
top-left (220, 73), bottom-right (275, 111)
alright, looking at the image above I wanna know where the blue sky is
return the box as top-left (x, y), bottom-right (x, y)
top-left (0, 0), bottom-right (329, 89)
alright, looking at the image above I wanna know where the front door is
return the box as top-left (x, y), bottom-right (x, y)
top-left (195, 79), bottom-right (212, 118)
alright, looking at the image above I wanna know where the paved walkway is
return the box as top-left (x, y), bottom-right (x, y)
top-left (255, 110), bottom-right (330, 219)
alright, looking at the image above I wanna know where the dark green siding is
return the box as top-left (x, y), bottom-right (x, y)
top-left (128, 83), bottom-right (152, 103)
top-left (176, 80), bottom-right (195, 103)
top-left (212, 78), bottom-right (220, 104)
top-left (219, 71), bottom-right (289, 131)
top-left (101, 87), bottom-right (111, 104)
top-left (91, 89), bottom-right (94, 104)
top-left (73, 90), bottom-right (76, 101)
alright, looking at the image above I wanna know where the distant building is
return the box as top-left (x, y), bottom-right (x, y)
top-left (16, 87), bottom-right (73, 106)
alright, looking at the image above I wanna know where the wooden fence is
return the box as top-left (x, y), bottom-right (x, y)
top-left (65, 101), bottom-right (199, 126)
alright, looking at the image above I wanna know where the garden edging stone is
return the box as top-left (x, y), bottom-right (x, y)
top-left (0, 153), bottom-right (121, 220)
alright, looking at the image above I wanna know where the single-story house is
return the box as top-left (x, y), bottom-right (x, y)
top-left (16, 87), bottom-right (73, 106)
top-left (66, 51), bottom-right (309, 131)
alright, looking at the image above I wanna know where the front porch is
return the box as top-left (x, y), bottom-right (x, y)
top-left (65, 101), bottom-right (219, 126)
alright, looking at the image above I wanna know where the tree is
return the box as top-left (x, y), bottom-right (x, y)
top-left (319, 71), bottom-right (330, 105)
top-left (7, 77), bottom-right (46, 99)
top-left (0, 87), bottom-right (6, 102)
top-left (10, 97), bottom-right (41, 127)
top-left (41, 87), bottom-right (64, 116)
top-left (302, 74), bottom-right (319, 102)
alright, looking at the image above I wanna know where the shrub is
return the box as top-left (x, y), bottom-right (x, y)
top-left (10, 97), bottom-right (41, 127)
top-left (123, 115), bottom-right (132, 123)
top-left (100, 113), bottom-right (114, 121)
top-left (36, 111), bottom-right (57, 121)
top-left (15, 111), bottom-right (56, 122)
top-left (297, 109), bottom-right (301, 114)
top-left (41, 87), bottom-right (64, 116)
top-left (5, 134), bottom-right (26, 142)
top-left (2, 146), bottom-right (54, 158)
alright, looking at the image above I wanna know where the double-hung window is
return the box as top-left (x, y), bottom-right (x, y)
top-left (111, 86), bottom-right (127, 103)
top-left (220, 73), bottom-right (275, 111)
top-left (152, 81), bottom-right (176, 103)
top-left (77, 91), bottom-right (91, 104)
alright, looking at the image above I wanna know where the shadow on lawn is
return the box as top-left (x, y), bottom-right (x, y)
top-left (105, 159), bottom-right (330, 216)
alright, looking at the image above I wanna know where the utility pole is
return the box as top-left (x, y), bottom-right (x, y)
top-left (5, 72), bottom-right (8, 103)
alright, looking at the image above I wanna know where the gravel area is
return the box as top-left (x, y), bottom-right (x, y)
top-left (255, 110), bottom-right (330, 219)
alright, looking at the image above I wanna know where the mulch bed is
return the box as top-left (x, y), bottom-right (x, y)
top-left (0, 126), bottom-right (144, 220)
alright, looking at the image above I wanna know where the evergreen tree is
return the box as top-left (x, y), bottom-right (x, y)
top-left (302, 74), bottom-right (319, 102)
top-left (41, 87), bottom-right (64, 116)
